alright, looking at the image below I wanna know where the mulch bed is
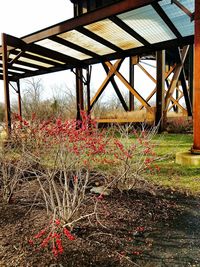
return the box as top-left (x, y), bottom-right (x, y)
top-left (0, 181), bottom-right (199, 267)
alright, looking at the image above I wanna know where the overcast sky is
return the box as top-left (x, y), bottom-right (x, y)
top-left (0, 0), bottom-right (156, 106)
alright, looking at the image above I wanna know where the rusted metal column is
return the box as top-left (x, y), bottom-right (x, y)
top-left (155, 50), bottom-right (165, 132)
top-left (192, 0), bottom-right (200, 153)
top-left (17, 80), bottom-right (22, 117)
top-left (188, 45), bottom-right (194, 107)
top-left (2, 33), bottom-right (11, 136)
top-left (129, 57), bottom-right (135, 111)
top-left (76, 68), bottom-right (84, 121)
top-left (86, 66), bottom-right (91, 115)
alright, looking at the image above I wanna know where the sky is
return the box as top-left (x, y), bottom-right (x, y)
top-left (0, 0), bottom-right (156, 107)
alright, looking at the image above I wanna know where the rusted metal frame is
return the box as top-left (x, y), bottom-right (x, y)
top-left (19, 0), bottom-right (157, 45)
top-left (90, 59), bottom-right (123, 109)
top-left (76, 27), bottom-right (123, 53)
top-left (76, 68), bottom-right (84, 121)
top-left (179, 69), bottom-right (192, 116)
top-left (0, 66), bottom-right (22, 77)
top-left (102, 62), bottom-right (129, 112)
top-left (27, 43), bottom-right (83, 65)
top-left (10, 49), bottom-right (62, 67)
top-left (168, 91), bottom-right (184, 112)
top-left (137, 63), bottom-right (157, 83)
top-left (16, 80), bottom-right (22, 117)
top-left (139, 64), bottom-right (176, 110)
top-left (155, 50), bottom-right (165, 131)
top-left (151, 2), bottom-right (182, 38)
top-left (105, 61), bottom-right (151, 110)
top-left (86, 66), bottom-right (92, 114)
top-left (7, 58), bottom-right (47, 71)
top-left (49, 36), bottom-right (99, 58)
top-left (171, 0), bottom-right (194, 21)
top-left (188, 45), bottom-right (194, 107)
top-left (0, 59), bottom-right (35, 73)
top-left (165, 45), bottom-right (190, 111)
top-left (8, 50), bottom-right (25, 65)
top-left (84, 36), bottom-right (194, 66)
top-left (192, 0), bottom-right (200, 152)
top-left (2, 33), bottom-right (11, 136)
top-left (129, 57), bottom-right (135, 111)
top-left (109, 16), bottom-right (150, 46)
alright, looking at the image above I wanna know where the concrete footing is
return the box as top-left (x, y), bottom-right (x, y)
top-left (176, 151), bottom-right (200, 166)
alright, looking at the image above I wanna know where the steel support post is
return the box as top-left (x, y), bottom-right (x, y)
top-left (188, 45), bottom-right (194, 107)
top-left (155, 50), bottom-right (165, 131)
top-left (86, 66), bottom-right (91, 115)
top-left (76, 68), bottom-right (84, 121)
top-left (129, 57), bottom-right (135, 111)
top-left (2, 33), bottom-right (11, 136)
top-left (17, 80), bottom-right (22, 117)
top-left (192, 0), bottom-right (200, 153)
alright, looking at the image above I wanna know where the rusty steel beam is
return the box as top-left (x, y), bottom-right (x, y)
top-left (76, 68), bottom-right (84, 121)
top-left (102, 61), bottom-right (128, 112)
top-left (105, 61), bottom-right (151, 110)
top-left (129, 57), bottom-right (136, 111)
top-left (165, 45), bottom-right (190, 111)
top-left (155, 50), bottom-right (165, 131)
top-left (90, 59), bottom-right (123, 109)
top-left (17, 0), bottom-right (157, 45)
top-left (2, 33), bottom-right (11, 136)
top-left (17, 80), bottom-right (22, 117)
top-left (138, 63), bottom-right (157, 84)
top-left (188, 45), bottom-right (194, 107)
top-left (86, 66), bottom-right (91, 114)
top-left (192, 0), bottom-right (200, 153)
top-left (179, 69), bottom-right (192, 116)
top-left (172, 0), bottom-right (194, 20)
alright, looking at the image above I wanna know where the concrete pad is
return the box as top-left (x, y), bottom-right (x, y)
top-left (176, 151), bottom-right (200, 166)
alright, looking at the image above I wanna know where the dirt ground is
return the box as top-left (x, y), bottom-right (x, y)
top-left (0, 181), bottom-right (200, 267)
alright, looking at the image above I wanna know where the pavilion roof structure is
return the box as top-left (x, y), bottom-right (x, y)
top-left (0, 0), bottom-right (194, 82)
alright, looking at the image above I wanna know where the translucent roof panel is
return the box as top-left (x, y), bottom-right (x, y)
top-left (26, 52), bottom-right (66, 65)
top-left (9, 54), bottom-right (54, 68)
top-left (13, 63), bottom-right (38, 71)
top-left (58, 30), bottom-right (115, 55)
top-left (159, 0), bottom-right (194, 37)
top-left (117, 5), bottom-right (176, 44)
top-left (35, 39), bottom-right (91, 60)
top-left (84, 19), bottom-right (143, 50)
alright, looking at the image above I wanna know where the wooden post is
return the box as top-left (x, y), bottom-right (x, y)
top-left (155, 50), bottom-right (165, 132)
top-left (2, 33), bottom-right (11, 136)
top-left (17, 80), bottom-right (22, 117)
top-left (192, 0), bottom-right (200, 153)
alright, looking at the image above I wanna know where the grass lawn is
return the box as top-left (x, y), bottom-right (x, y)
top-left (145, 133), bottom-right (200, 195)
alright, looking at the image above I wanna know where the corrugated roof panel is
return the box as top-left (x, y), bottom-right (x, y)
top-left (159, 0), bottom-right (194, 37)
top-left (13, 63), bottom-right (38, 71)
top-left (26, 52), bottom-right (66, 65)
top-left (58, 30), bottom-right (115, 55)
top-left (117, 5), bottom-right (176, 44)
top-left (9, 54), bottom-right (54, 68)
top-left (35, 39), bottom-right (91, 60)
top-left (84, 19), bottom-right (143, 50)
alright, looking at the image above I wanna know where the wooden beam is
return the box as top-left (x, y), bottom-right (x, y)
top-left (2, 33), bottom-right (11, 136)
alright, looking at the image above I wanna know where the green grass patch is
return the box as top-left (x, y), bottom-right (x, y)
top-left (144, 133), bottom-right (200, 195)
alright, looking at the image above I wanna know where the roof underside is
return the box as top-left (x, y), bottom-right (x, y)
top-left (0, 0), bottom-right (194, 82)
